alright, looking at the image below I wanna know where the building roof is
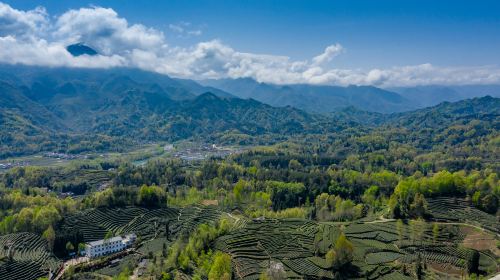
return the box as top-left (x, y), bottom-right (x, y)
top-left (87, 236), bottom-right (123, 247)
top-left (86, 233), bottom-right (136, 247)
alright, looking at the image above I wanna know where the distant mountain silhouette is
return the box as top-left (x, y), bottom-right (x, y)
top-left (66, 43), bottom-right (98, 57)
top-left (0, 65), bottom-right (498, 158)
top-left (389, 85), bottom-right (500, 108)
top-left (201, 78), bottom-right (415, 113)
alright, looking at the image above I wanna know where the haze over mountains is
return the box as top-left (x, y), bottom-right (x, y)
top-left (201, 78), bottom-right (500, 113)
top-left (2, 64), bottom-right (499, 115)
top-left (389, 85), bottom-right (500, 108)
top-left (1, 64), bottom-right (499, 159)
top-left (1, 3), bottom-right (500, 280)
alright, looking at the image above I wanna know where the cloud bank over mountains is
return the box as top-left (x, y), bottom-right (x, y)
top-left (1, 2), bottom-right (499, 87)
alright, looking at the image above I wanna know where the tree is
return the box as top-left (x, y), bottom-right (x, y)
top-left (362, 185), bottom-right (379, 209)
top-left (409, 219), bottom-right (426, 245)
top-left (105, 230), bottom-right (114, 240)
top-left (396, 219), bottom-right (405, 245)
top-left (66, 241), bottom-right (75, 253)
top-left (162, 242), bottom-right (168, 258)
top-left (332, 233), bottom-right (354, 269)
top-left (34, 205), bottom-right (61, 232)
top-left (233, 179), bottom-right (248, 203)
top-left (137, 185), bottom-right (166, 207)
top-left (288, 159), bottom-right (302, 171)
top-left (325, 249), bottom-right (336, 267)
top-left (480, 194), bottom-right (498, 214)
top-left (259, 272), bottom-right (271, 280)
top-left (78, 243), bottom-right (86, 256)
top-left (415, 253), bottom-right (423, 280)
top-left (410, 193), bottom-right (427, 218)
top-left (208, 252), bottom-right (231, 280)
top-left (15, 208), bottom-right (34, 232)
top-left (43, 225), bottom-right (56, 252)
top-left (432, 223), bottom-right (439, 244)
top-left (261, 261), bottom-right (286, 280)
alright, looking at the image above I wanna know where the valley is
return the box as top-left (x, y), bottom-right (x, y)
top-left (0, 6), bottom-right (499, 278)
top-left (0, 71), bottom-right (498, 279)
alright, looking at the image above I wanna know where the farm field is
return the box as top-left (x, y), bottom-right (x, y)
top-left (59, 206), bottom-right (180, 242)
top-left (0, 233), bottom-right (61, 280)
top-left (427, 197), bottom-right (500, 234)
top-left (0, 143), bottom-right (164, 172)
top-left (0, 205), bottom-right (223, 280)
top-left (214, 214), bottom-right (499, 280)
top-left (0, 141), bottom-right (244, 173)
top-left (1, 1), bottom-right (500, 279)
top-left (0, 200), bottom-right (498, 279)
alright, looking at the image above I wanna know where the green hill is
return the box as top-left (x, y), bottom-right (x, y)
top-left (1, 66), bottom-right (498, 159)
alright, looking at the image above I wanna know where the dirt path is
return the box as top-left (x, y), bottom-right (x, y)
top-left (130, 259), bottom-right (148, 280)
top-left (53, 257), bottom-right (89, 280)
top-left (431, 221), bottom-right (499, 237)
top-left (363, 216), bottom-right (396, 224)
top-left (361, 217), bottom-right (497, 236)
top-left (226, 212), bottom-right (241, 223)
top-left (488, 273), bottom-right (500, 280)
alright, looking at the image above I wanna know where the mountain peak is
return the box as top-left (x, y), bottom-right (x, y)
top-left (66, 43), bottom-right (98, 57)
top-left (196, 92), bottom-right (220, 100)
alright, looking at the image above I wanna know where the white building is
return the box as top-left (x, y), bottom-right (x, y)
top-left (85, 233), bottom-right (136, 258)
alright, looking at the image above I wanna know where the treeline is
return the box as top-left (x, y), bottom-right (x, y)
top-left (0, 95), bottom-right (498, 230)
top-left (390, 169), bottom-right (499, 218)
top-left (0, 164), bottom-right (116, 195)
top-left (84, 185), bottom-right (167, 208)
top-left (0, 188), bottom-right (77, 235)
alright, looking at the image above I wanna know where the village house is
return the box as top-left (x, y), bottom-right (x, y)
top-left (85, 233), bottom-right (136, 258)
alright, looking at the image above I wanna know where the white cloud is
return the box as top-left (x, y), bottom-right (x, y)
top-left (168, 21), bottom-right (202, 37)
top-left (0, 36), bottom-right (125, 68)
top-left (0, 2), bottom-right (499, 87)
top-left (312, 44), bottom-right (343, 66)
top-left (187, 30), bottom-right (202, 36)
top-left (168, 23), bottom-right (184, 33)
top-left (0, 3), bottom-right (48, 38)
top-left (54, 6), bottom-right (166, 55)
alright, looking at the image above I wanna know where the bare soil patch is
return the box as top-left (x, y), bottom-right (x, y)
top-left (428, 262), bottom-right (464, 278)
top-left (462, 227), bottom-right (499, 255)
top-left (201, 199), bottom-right (218, 206)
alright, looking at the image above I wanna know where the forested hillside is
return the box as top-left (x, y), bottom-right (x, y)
top-left (202, 78), bottom-right (415, 113)
top-left (1, 66), bottom-right (498, 161)
top-left (1, 1), bottom-right (499, 279)
top-left (0, 66), bottom-right (345, 158)
top-left (0, 65), bottom-right (498, 280)
top-left (0, 92), bottom-right (498, 279)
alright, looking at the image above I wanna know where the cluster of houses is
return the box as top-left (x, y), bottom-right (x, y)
top-left (0, 161), bottom-right (29, 170)
top-left (172, 143), bottom-right (243, 161)
top-left (84, 233), bottom-right (137, 259)
top-left (44, 152), bottom-right (86, 160)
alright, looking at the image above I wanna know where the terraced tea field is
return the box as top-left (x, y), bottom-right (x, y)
top-left (0, 233), bottom-right (61, 280)
top-left (344, 221), bottom-right (491, 279)
top-left (214, 219), bottom-right (322, 279)
top-left (171, 205), bottom-right (221, 236)
top-left (1, 203), bottom-right (498, 280)
top-left (215, 218), bottom-right (499, 279)
top-left (427, 197), bottom-right (500, 234)
top-left (60, 206), bottom-right (180, 241)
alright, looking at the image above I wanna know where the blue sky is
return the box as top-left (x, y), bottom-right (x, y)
top-left (1, 0), bottom-right (499, 86)
top-left (7, 0), bottom-right (500, 69)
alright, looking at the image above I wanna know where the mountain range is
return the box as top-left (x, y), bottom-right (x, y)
top-left (201, 78), bottom-right (500, 114)
top-left (389, 85), bottom-right (500, 108)
top-left (0, 65), bottom-right (499, 158)
top-left (201, 78), bottom-right (413, 113)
